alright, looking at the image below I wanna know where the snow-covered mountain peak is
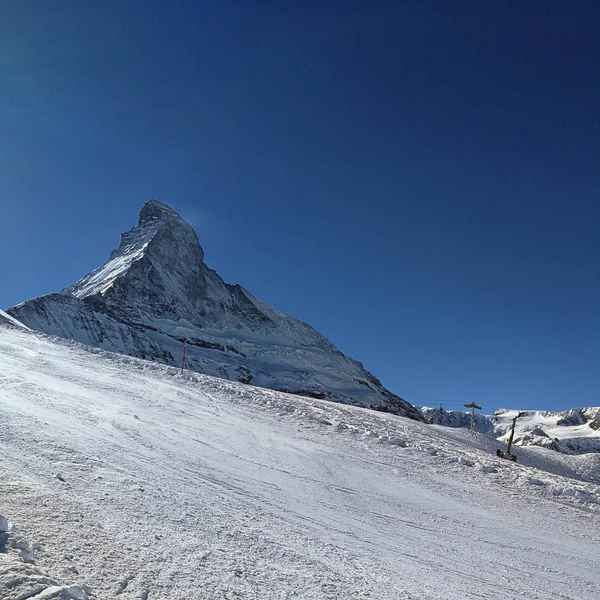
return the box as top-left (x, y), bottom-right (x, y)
top-left (138, 199), bottom-right (186, 226)
top-left (64, 201), bottom-right (206, 302)
top-left (8, 201), bottom-right (423, 420)
top-left (137, 199), bottom-right (204, 255)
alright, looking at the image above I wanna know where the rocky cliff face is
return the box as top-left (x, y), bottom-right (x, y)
top-left (8, 200), bottom-right (422, 420)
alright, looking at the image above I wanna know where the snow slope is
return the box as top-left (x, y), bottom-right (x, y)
top-left (0, 309), bottom-right (30, 330)
top-left (7, 200), bottom-right (421, 420)
top-left (1, 326), bottom-right (599, 599)
top-left (421, 406), bottom-right (600, 454)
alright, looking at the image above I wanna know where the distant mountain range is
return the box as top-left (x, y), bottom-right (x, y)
top-left (420, 406), bottom-right (600, 454)
top-left (7, 200), bottom-right (422, 421)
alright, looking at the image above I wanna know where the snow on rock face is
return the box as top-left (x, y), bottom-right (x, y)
top-left (420, 406), bottom-right (600, 455)
top-left (7, 200), bottom-right (422, 420)
top-left (419, 407), bottom-right (496, 434)
top-left (556, 407), bottom-right (600, 430)
top-left (0, 309), bottom-right (30, 330)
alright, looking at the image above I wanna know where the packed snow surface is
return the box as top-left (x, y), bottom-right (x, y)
top-left (1, 325), bottom-right (599, 599)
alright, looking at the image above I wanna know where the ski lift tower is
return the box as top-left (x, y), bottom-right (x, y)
top-left (463, 402), bottom-right (482, 432)
top-left (496, 411), bottom-right (526, 462)
top-left (505, 411), bottom-right (526, 456)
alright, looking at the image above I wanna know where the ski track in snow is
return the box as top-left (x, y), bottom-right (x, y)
top-left (1, 326), bottom-right (599, 599)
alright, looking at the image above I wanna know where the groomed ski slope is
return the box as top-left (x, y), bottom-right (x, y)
top-left (1, 325), bottom-right (599, 599)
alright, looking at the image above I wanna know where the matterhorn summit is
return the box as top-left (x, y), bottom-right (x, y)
top-left (8, 201), bottom-right (422, 420)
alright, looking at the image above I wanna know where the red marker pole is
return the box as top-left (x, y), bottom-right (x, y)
top-left (181, 338), bottom-right (187, 375)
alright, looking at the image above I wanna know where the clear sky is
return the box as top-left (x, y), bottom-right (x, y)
top-left (1, 1), bottom-right (598, 413)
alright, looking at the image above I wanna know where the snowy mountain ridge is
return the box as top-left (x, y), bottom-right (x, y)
top-left (7, 200), bottom-right (422, 420)
top-left (0, 309), bottom-right (31, 331)
top-left (420, 406), bottom-right (600, 454)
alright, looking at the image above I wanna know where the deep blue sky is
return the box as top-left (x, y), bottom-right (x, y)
top-left (1, 1), bottom-right (598, 412)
